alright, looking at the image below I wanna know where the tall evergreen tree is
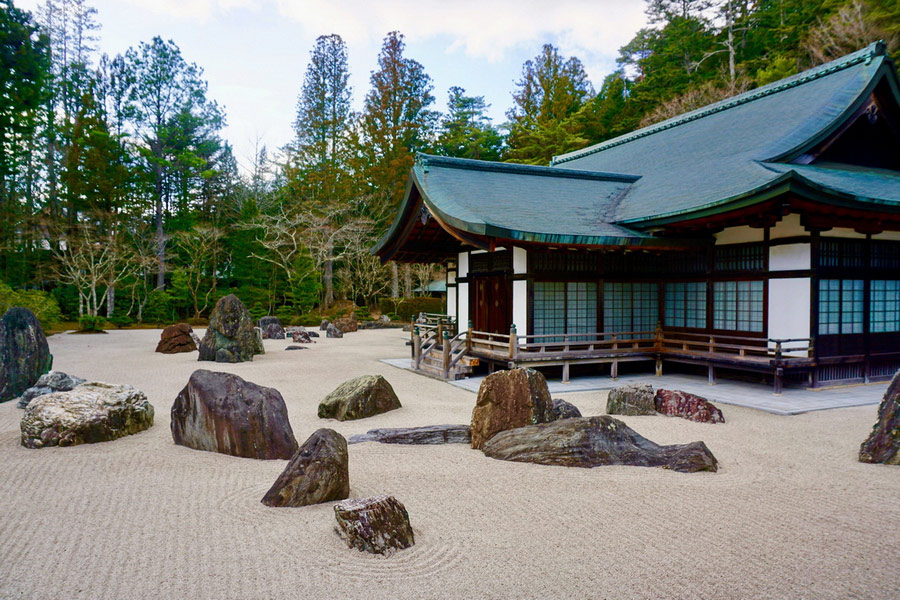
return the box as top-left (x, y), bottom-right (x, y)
top-left (434, 86), bottom-right (504, 161)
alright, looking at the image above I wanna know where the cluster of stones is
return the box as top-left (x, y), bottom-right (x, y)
top-left (258, 316), bottom-right (286, 340)
top-left (320, 319), bottom-right (345, 339)
top-left (0, 307), bottom-right (53, 403)
top-left (155, 323), bottom-right (199, 354)
top-left (606, 382), bottom-right (725, 424)
top-left (198, 294), bottom-right (264, 363)
top-left (285, 326), bottom-right (316, 344)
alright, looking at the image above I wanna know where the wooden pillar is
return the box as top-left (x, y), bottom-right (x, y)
top-left (509, 324), bottom-right (518, 362)
top-left (562, 361), bottom-right (570, 383)
top-left (773, 340), bottom-right (783, 395)
top-left (441, 330), bottom-right (450, 379)
top-left (611, 359), bottom-right (618, 380)
top-left (466, 320), bottom-right (473, 353)
top-left (413, 326), bottom-right (422, 370)
top-left (655, 355), bottom-right (663, 377)
top-left (708, 364), bottom-right (716, 385)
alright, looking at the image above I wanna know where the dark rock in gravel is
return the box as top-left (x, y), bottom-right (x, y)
top-left (170, 369), bottom-right (298, 459)
top-left (860, 370), bottom-right (900, 465)
top-left (16, 371), bottom-right (85, 409)
top-left (198, 295), bottom-right (264, 363)
top-left (334, 495), bottom-right (415, 555)
top-left (285, 345), bottom-right (307, 351)
top-left (482, 415), bottom-right (718, 473)
top-left (261, 428), bottom-right (349, 507)
top-left (551, 398), bottom-right (582, 420)
top-left (258, 316), bottom-right (285, 340)
top-left (470, 368), bottom-right (555, 450)
top-left (318, 375), bottom-right (401, 421)
top-left (348, 424), bottom-right (471, 445)
top-left (326, 323), bottom-right (343, 338)
top-left (320, 319), bottom-right (330, 331)
top-left (0, 307), bottom-right (52, 403)
top-left (155, 323), bottom-right (198, 354)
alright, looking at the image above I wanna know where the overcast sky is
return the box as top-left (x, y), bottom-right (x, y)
top-left (16, 0), bottom-right (649, 174)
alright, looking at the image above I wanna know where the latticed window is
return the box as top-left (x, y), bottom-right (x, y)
top-left (714, 245), bottom-right (765, 272)
top-left (603, 282), bottom-right (658, 336)
top-left (870, 280), bottom-right (900, 333)
top-left (533, 282), bottom-right (597, 341)
top-left (664, 282), bottom-right (707, 328)
top-left (818, 279), bottom-right (863, 334)
top-left (713, 280), bottom-right (764, 332)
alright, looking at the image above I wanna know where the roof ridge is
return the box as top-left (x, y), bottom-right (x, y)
top-left (416, 153), bottom-right (640, 183)
top-left (552, 41), bottom-right (888, 166)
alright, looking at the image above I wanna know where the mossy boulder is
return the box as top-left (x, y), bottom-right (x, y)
top-left (607, 383), bottom-right (656, 416)
top-left (198, 294), bottom-right (264, 363)
top-left (0, 307), bottom-right (52, 403)
top-left (318, 375), bottom-right (401, 421)
top-left (859, 370), bottom-right (900, 464)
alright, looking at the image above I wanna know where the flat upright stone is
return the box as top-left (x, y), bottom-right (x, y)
top-left (655, 389), bottom-right (725, 424)
top-left (261, 428), bottom-right (349, 507)
top-left (0, 307), bottom-right (52, 403)
top-left (21, 382), bottom-right (154, 449)
top-left (258, 316), bottom-right (285, 340)
top-left (318, 375), bottom-right (401, 421)
top-left (288, 327), bottom-right (312, 343)
top-left (171, 369), bottom-right (298, 459)
top-left (16, 371), bottom-right (85, 409)
top-left (334, 495), bottom-right (415, 555)
top-left (607, 383), bottom-right (656, 416)
top-left (551, 398), bottom-right (582, 420)
top-left (470, 368), bottom-right (555, 450)
top-left (348, 424), bottom-right (471, 445)
top-left (326, 323), bottom-right (343, 338)
top-left (320, 319), bottom-right (330, 331)
top-left (198, 295), bottom-right (264, 363)
top-left (333, 316), bottom-right (358, 333)
top-left (859, 370), bottom-right (900, 464)
top-left (482, 416), bottom-right (718, 473)
top-left (155, 323), bottom-right (197, 354)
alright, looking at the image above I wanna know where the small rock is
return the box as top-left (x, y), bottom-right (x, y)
top-left (285, 345), bottom-right (307, 351)
top-left (607, 383), bottom-right (656, 416)
top-left (320, 319), bottom-right (330, 331)
top-left (333, 315), bottom-right (358, 333)
top-left (551, 398), bottom-right (582, 420)
top-left (261, 428), bottom-right (349, 507)
top-left (655, 389), bottom-right (724, 424)
top-left (378, 314), bottom-right (391, 323)
top-left (155, 323), bottom-right (197, 354)
top-left (860, 370), bottom-right (900, 464)
top-left (482, 416), bottom-right (718, 473)
top-left (326, 323), bottom-right (343, 338)
top-left (0, 307), bottom-right (53, 403)
top-left (21, 382), bottom-right (154, 449)
top-left (171, 369), bottom-right (298, 459)
top-left (292, 329), bottom-right (312, 343)
top-left (334, 495), bottom-right (415, 555)
top-left (470, 368), bottom-right (555, 450)
top-left (16, 371), bottom-right (85, 409)
top-left (308, 330), bottom-right (320, 338)
top-left (318, 375), bottom-right (401, 421)
top-left (349, 424), bottom-right (470, 445)
top-left (258, 316), bottom-right (285, 340)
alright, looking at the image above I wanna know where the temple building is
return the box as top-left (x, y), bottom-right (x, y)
top-left (373, 42), bottom-right (900, 390)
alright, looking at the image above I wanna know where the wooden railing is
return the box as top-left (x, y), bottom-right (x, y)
top-left (412, 326), bottom-right (469, 379)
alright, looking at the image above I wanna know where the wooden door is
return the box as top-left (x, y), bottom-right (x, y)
top-left (471, 275), bottom-right (511, 334)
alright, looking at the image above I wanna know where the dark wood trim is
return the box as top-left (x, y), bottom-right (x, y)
top-left (768, 270), bottom-right (813, 279)
top-left (768, 235), bottom-right (813, 246)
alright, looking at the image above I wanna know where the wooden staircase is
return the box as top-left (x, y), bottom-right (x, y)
top-left (411, 320), bottom-right (478, 380)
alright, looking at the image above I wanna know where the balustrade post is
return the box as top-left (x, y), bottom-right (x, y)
top-left (442, 330), bottom-right (451, 379)
top-left (509, 324), bottom-right (518, 362)
top-left (437, 322), bottom-right (444, 348)
top-left (773, 340), bottom-right (783, 395)
top-left (466, 320), bottom-right (473, 352)
top-left (413, 326), bottom-right (422, 370)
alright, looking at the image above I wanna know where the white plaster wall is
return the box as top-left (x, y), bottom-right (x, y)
top-left (714, 225), bottom-right (764, 244)
top-left (457, 283), bottom-right (469, 329)
top-left (512, 280), bottom-right (528, 336)
top-left (446, 278), bottom-right (457, 319)
top-left (769, 213), bottom-right (806, 239)
top-left (826, 228), bottom-right (867, 239)
top-left (457, 252), bottom-right (469, 278)
top-left (768, 278), bottom-right (811, 357)
top-left (769, 243), bottom-right (811, 271)
top-left (513, 247), bottom-right (527, 274)
top-left (873, 231), bottom-right (900, 241)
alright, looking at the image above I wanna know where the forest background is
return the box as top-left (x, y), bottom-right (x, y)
top-left (1, 0), bottom-right (898, 329)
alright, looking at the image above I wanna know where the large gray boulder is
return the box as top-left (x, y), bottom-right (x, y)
top-left (171, 369), bottom-right (298, 459)
top-left (261, 428), bottom-right (350, 507)
top-left (334, 495), bottom-right (415, 555)
top-left (482, 416), bottom-right (718, 473)
top-left (21, 382), bottom-right (154, 449)
top-left (470, 368), bottom-right (555, 450)
top-left (348, 424), bottom-right (471, 445)
top-left (16, 371), bottom-right (85, 409)
top-left (859, 370), bottom-right (900, 465)
top-left (607, 383), bottom-right (656, 416)
top-left (318, 375), bottom-right (401, 421)
top-left (0, 307), bottom-right (52, 403)
top-left (198, 295), bottom-right (264, 363)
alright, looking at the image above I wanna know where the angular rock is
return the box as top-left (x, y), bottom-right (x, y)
top-left (860, 370), bottom-right (900, 464)
top-left (326, 323), bottom-right (343, 338)
top-left (171, 369), bottom-right (298, 459)
top-left (607, 383), bottom-right (656, 416)
top-left (198, 295), bottom-right (264, 363)
top-left (655, 389), bottom-right (725, 424)
top-left (261, 428), bottom-right (349, 507)
top-left (348, 424), bottom-right (471, 445)
top-left (155, 323), bottom-right (197, 354)
top-left (258, 316), bottom-right (285, 340)
top-left (334, 495), bottom-right (415, 555)
top-left (320, 319), bottom-right (330, 331)
top-left (470, 368), bottom-right (555, 450)
top-left (551, 398), bottom-right (582, 420)
top-left (482, 416), bottom-right (718, 473)
top-left (16, 371), bottom-right (85, 409)
top-left (291, 329), bottom-right (312, 344)
top-left (333, 315), bottom-right (358, 333)
top-left (318, 375), bottom-right (401, 421)
top-left (308, 330), bottom-right (319, 338)
top-left (21, 382), bottom-right (154, 449)
top-left (0, 307), bottom-right (53, 403)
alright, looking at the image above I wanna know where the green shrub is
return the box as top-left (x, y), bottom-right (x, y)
top-left (143, 289), bottom-right (175, 324)
top-left (107, 313), bottom-right (134, 328)
top-left (248, 302), bottom-right (267, 320)
top-left (378, 297), bottom-right (444, 321)
top-left (78, 315), bottom-right (106, 331)
top-left (275, 305), bottom-right (296, 323)
top-left (355, 306), bottom-right (372, 320)
top-left (0, 282), bottom-right (62, 330)
top-left (296, 313), bottom-right (324, 327)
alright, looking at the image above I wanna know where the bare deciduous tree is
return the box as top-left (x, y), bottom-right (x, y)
top-left (172, 225), bottom-right (224, 318)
